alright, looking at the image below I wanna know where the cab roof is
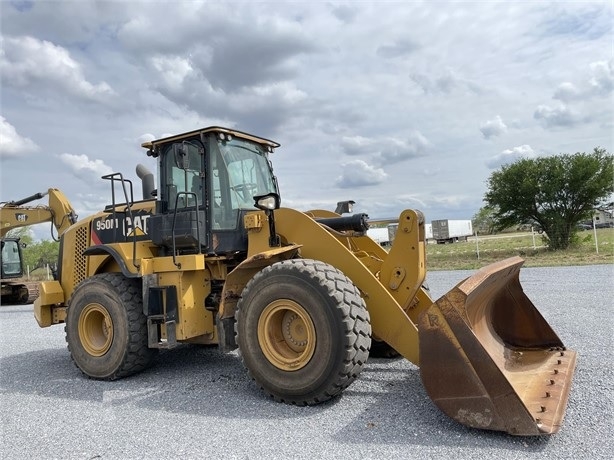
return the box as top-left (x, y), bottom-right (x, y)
top-left (140, 126), bottom-right (280, 150)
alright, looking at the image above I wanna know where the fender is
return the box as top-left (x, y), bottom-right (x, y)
top-left (218, 244), bottom-right (301, 320)
top-left (83, 245), bottom-right (141, 278)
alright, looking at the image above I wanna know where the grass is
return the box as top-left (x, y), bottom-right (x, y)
top-left (426, 228), bottom-right (614, 270)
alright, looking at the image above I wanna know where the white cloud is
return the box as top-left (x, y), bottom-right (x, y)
top-left (341, 136), bottom-right (376, 156)
top-left (588, 59), bottom-right (613, 95)
top-left (480, 116), bottom-right (508, 139)
top-left (553, 60), bottom-right (613, 102)
top-left (533, 104), bottom-right (579, 128)
top-left (57, 153), bottom-right (114, 182)
top-left (341, 132), bottom-right (430, 165)
top-left (0, 36), bottom-right (115, 102)
top-left (150, 55), bottom-right (194, 91)
top-left (0, 117), bottom-right (39, 157)
top-left (486, 145), bottom-right (536, 169)
top-left (138, 133), bottom-right (156, 144)
top-left (410, 69), bottom-right (481, 95)
top-left (553, 82), bottom-right (580, 102)
top-left (335, 160), bottom-right (387, 188)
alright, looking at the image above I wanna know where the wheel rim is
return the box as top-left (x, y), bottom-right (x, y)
top-left (78, 303), bottom-right (113, 357)
top-left (258, 299), bottom-right (316, 371)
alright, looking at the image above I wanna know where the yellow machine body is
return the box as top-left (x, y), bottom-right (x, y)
top-left (28, 126), bottom-right (575, 436)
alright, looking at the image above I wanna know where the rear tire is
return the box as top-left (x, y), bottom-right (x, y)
top-left (235, 259), bottom-right (371, 405)
top-left (369, 339), bottom-right (401, 359)
top-left (65, 273), bottom-right (155, 380)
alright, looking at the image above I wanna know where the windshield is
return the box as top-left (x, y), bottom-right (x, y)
top-left (1, 240), bottom-right (22, 276)
top-left (209, 135), bottom-right (277, 230)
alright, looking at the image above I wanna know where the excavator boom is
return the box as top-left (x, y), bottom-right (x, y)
top-left (0, 188), bottom-right (77, 238)
top-left (1, 189), bottom-right (77, 304)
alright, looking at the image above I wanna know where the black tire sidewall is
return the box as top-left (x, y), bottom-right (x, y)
top-left (66, 276), bottom-right (131, 379)
top-left (237, 262), bottom-right (349, 401)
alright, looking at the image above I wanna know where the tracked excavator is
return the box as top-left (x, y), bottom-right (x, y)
top-left (0, 190), bottom-right (77, 304)
top-left (30, 126), bottom-right (576, 435)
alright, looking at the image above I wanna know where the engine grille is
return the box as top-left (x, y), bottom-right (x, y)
top-left (74, 226), bottom-right (88, 285)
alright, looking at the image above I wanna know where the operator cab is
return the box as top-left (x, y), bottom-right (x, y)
top-left (143, 127), bottom-right (280, 257)
top-left (1, 238), bottom-right (25, 279)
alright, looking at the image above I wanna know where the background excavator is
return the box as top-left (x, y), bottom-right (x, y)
top-left (0, 190), bottom-right (77, 304)
top-left (19, 126), bottom-right (575, 436)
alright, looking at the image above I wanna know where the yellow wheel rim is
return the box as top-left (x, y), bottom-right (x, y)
top-left (258, 299), bottom-right (316, 371)
top-left (78, 303), bottom-right (113, 357)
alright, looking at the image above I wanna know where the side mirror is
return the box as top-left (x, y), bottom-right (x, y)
top-left (254, 193), bottom-right (280, 211)
top-left (335, 200), bottom-right (355, 215)
top-left (253, 193), bottom-right (281, 247)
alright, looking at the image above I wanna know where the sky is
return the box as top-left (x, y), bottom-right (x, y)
top-left (1, 0), bottom-right (612, 241)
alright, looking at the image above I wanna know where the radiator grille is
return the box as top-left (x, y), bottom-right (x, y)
top-left (74, 226), bottom-right (88, 285)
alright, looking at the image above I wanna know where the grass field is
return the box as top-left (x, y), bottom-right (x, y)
top-left (426, 227), bottom-right (614, 270)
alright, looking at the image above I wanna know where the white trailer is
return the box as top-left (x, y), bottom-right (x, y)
top-left (367, 227), bottom-right (391, 246)
top-left (431, 219), bottom-right (473, 244)
top-left (387, 223), bottom-right (433, 243)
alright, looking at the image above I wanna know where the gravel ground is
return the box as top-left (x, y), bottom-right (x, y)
top-left (1, 264), bottom-right (612, 460)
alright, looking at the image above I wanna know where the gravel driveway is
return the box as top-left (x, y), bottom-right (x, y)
top-left (1, 264), bottom-right (612, 459)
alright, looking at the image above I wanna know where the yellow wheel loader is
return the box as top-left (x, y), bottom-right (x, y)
top-left (30, 126), bottom-right (575, 435)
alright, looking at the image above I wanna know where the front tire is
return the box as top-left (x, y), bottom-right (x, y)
top-left (235, 259), bottom-right (371, 405)
top-left (65, 273), bottom-right (155, 380)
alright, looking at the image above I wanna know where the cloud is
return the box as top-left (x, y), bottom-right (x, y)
top-left (0, 36), bottom-right (115, 102)
top-left (335, 160), bottom-right (387, 188)
top-left (486, 144), bottom-right (536, 169)
top-left (0, 117), bottom-right (39, 157)
top-left (138, 133), bottom-right (156, 144)
top-left (376, 39), bottom-right (421, 59)
top-left (340, 136), bottom-right (375, 156)
top-left (340, 132), bottom-right (430, 165)
top-left (204, 30), bottom-right (316, 93)
top-left (538, 5), bottom-right (611, 40)
top-left (330, 4), bottom-right (359, 23)
top-left (410, 69), bottom-right (481, 95)
top-left (480, 116), bottom-right (508, 139)
top-left (553, 82), bottom-right (580, 102)
top-left (120, 10), bottom-right (317, 95)
top-left (589, 59), bottom-right (613, 95)
top-left (553, 59), bottom-right (613, 102)
top-left (58, 153), bottom-right (114, 183)
top-left (533, 104), bottom-right (579, 128)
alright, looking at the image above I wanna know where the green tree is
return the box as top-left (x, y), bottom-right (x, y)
top-left (484, 148), bottom-right (614, 250)
top-left (472, 205), bottom-right (497, 235)
top-left (5, 226), bottom-right (33, 246)
top-left (26, 239), bottom-right (60, 270)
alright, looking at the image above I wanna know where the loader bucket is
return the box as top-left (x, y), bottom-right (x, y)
top-left (418, 257), bottom-right (576, 436)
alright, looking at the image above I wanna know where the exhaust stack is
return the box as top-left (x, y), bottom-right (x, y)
top-left (136, 164), bottom-right (155, 200)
